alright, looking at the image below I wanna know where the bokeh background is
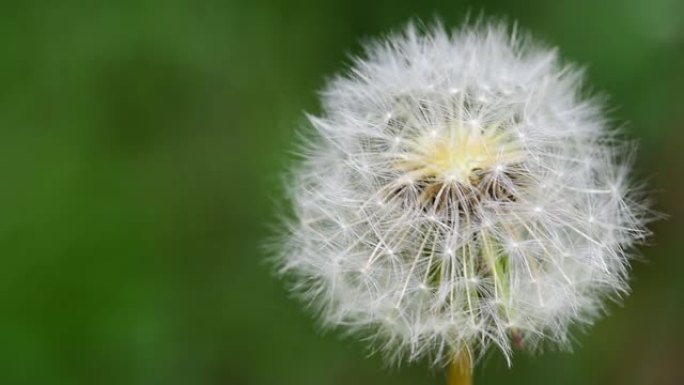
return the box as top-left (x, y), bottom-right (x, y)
top-left (1, 1), bottom-right (683, 384)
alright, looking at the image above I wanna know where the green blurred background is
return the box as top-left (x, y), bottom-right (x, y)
top-left (1, 1), bottom-right (683, 384)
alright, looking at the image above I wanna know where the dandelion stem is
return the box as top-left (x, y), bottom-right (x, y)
top-left (447, 350), bottom-right (472, 385)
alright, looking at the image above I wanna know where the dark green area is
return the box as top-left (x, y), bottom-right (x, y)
top-left (1, 1), bottom-right (682, 384)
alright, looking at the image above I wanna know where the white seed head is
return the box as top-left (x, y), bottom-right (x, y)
top-left (275, 21), bottom-right (650, 366)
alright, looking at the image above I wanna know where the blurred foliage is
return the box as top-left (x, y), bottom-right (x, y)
top-left (0, 1), bottom-right (682, 384)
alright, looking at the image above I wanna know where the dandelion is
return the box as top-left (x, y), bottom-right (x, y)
top-left (274, 20), bottom-right (650, 383)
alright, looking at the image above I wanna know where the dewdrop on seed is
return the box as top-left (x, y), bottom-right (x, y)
top-left (275, 21), bottom-right (650, 367)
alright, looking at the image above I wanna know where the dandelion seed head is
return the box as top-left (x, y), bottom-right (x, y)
top-left (275, 20), bottom-right (651, 367)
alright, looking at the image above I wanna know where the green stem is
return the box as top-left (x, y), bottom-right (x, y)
top-left (447, 350), bottom-right (472, 385)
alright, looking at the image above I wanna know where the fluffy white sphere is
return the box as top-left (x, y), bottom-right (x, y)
top-left (276, 21), bottom-right (649, 366)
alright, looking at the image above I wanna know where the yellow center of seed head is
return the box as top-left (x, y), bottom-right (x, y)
top-left (396, 126), bottom-right (521, 185)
